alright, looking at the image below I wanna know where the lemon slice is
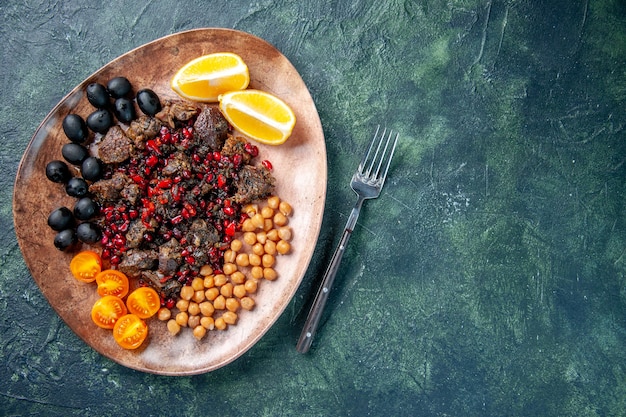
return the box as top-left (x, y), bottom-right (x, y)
top-left (218, 89), bottom-right (296, 145)
top-left (171, 52), bottom-right (250, 102)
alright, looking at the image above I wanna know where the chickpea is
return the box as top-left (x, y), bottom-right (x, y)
top-left (264, 240), bottom-right (277, 255)
top-left (193, 289), bottom-right (206, 303)
top-left (251, 213), bottom-right (264, 229)
top-left (203, 275), bottom-right (215, 288)
top-left (200, 316), bottom-right (215, 330)
top-left (279, 201), bottom-right (292, 217)
top-left (278, 226), bottom-right (292, 241)
top-left (223, 262), bottom-right (237, 275)
top-left (157, 307), bottom-right (171, 321)
top-left (240, 297), bottom-right (255, 311)
top-left (187, 315), bottom-right (200, 329)
top-left (176, 299), bottom-right (189, 312)
top-left (274, 212), bottom-right (288, 227)
top-left (223, 250), bottom-right (236, 264)
top-left (262, 253), bottom-right (275, 268)
top-left (276, 240), bottom-right (291, 255)
top-left (188, 301), bottom-right (200, 316)
top-left (233, 284), bottom-right (247, 299)
top-left (230, 271), bottom-right (246, 285)
top-left (266, 228), bottom-right (279, 242)
top-left (167, 319), bottom-right (181, 335)
top-left (220, 282), bottom-right (234, 298)
top-left (200, 265), bottom-right (214, 276)
top-left (193, 325), bottom-right (207, 340)
top-left (243, 231), bottom-right (257, 245)
top-left (243, 204), bottom-right (258, 216)
top-left (263, 267), bottom-right (278, 281)
top-left (248, 253), bottom-right (262, 266)
top-left (226, 297), bottom-right (240, 312)
top-left (242, 218), bottom-right (256, 232)
top-left (252, 242), bottom-right (265, 256)
top-left (267, 195), bottom-right (280, 209)
top-left (230, 239), bottom-right (243, 252)
top-left (256, 231), bottom-right (267, 245)
top-left (205, 287), bottom-right (220, 301)
top-left (214, 274), bottom-right (228, 287)
top-left (214, 317), bottom-right (227, 330)
top-left (213, 295), bottom-right (226, 310)
top-left (250, 266), bottom-right (264, 280)
top-left (244, 279), bottom-right (258, 294)
top-left (235, 253), bottom-right (250, 267)
top-left (222, 311), bottom-right (238, 325)
top-left (175, 311), bottom-right (189, 327)
top-left (191, 277), bottom-right (205, 291)
top-left (263, 218), bottom-right (273, 232)
top-left (199, 301), bottom-right (215, 316)
top-left (180, 285), bottom-right (194, 301)
top-left (261, 206), bottom-right (274, 219)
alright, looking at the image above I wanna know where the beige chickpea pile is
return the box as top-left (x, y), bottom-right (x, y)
top-left (157, 195), bottom-right (293, 340)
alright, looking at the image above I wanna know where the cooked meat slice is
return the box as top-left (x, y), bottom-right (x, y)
top-left (233, 165), bottom-right (275, 204)
top-left (193, 105), bottom-right (229, 152)
top-left (89, 172), bottom-right (128, 203)
top-left (186, 219), bottom-right (220, 247)
top-left (126, 116), bottom-right (162, 148)
top-left (221, 135), bottom-right (252, 164)
top-left (158, 238), bottom-right (182, 276)
top-left (156, 100), bottom-right (199, 128)
top-left (120, 182), bottom-right (141, 206)
top-left (117, 249), bottom-right (158, 278)
top-left (125, 219), bottom-right (148, 249)
top-left (142, 270), bottom-right (182, 299)
top-left (98, 126), bottom-right (132, 164)
top-left (161, 151), bottom-right (191, 177)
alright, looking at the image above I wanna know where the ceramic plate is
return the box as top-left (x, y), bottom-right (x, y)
top-left (13, 28), bottom-right (326, 375)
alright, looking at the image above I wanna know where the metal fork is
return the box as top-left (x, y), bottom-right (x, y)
top-left (296, 126), bottom-right (399, 353)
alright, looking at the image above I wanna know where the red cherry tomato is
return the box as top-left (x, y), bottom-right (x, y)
top-left (126, 287), bottom-right (160, 319)
top-left (91, 295), bottom-right (128, 329)
top-left (113, 314), bottom-right (148, 350)
top-left (95, 269), bottom-right (129, 298)
top-left (69, 251), bottom-right (102, 283)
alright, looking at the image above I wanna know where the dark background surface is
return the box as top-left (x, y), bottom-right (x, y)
top-left (2, 0), bottom-right (626, 416)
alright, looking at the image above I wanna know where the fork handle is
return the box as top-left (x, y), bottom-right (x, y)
top-left (296, 197), bottom-right (364, 353)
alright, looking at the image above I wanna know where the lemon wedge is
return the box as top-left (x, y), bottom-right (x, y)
top-left (218, 89), bottom-right (296, 145)
top-left (171, 52), bottom-right (250, 102)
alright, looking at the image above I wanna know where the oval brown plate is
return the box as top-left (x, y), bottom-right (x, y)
top-left (13, 28), bottom-right (326, 375)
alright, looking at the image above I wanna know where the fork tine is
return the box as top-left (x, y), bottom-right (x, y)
top-left (361, 126), bottom-right (398, 182)
top-left (379, 130), bottom-right (399, 183)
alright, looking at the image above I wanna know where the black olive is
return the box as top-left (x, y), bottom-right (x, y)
top-left (114, 98), bottom-right (136, 123)
top-left (136, 89), bottom-right (161, 116)
top-left (74, 197), bottom-right (98, 220)
top-left (107, 77), bottom-right (132, 98)
top-left (61, 143), bottom-right (89, 165)
top-left (62, 114), bottom-right (89, 143)
top-left (45, 160), bottom-right (71, 183)
top-left (86, 82), bottom-right (110, 108)
top-left (86, 109), bottom-right (114, 134)
top-left (80, 157), bottom-right (103, 181)
top-left (53, 229), bottom-right (77, 251)
top-left (47, 207), bottom-right (75, 231)
top-left (76, 222), bottom-right (101, 244)
top-left (65, 177), bottom-right (89, 197)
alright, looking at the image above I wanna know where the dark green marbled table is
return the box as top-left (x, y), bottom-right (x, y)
top-left (2, 1), bottom-right (625, 415)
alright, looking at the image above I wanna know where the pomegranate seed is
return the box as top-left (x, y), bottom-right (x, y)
top-left (146, 154), bottom-right (159, 167)
top-left (146, 139), bottom-right (161, 155)
top-left (157, 178), bottom-right (173, 189)
top-left (171, 215), bottom-right (183, 225)
top-left (244, 143), bottom-right (259, 157)
top-left (262, 159), bottom-right (273, 170)
top-left (225, 222), bottom-right (236, 236)
top-left (218, 174), bottom-right (227, 188)
top-left (223, 206), bottom-right (235, 216)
